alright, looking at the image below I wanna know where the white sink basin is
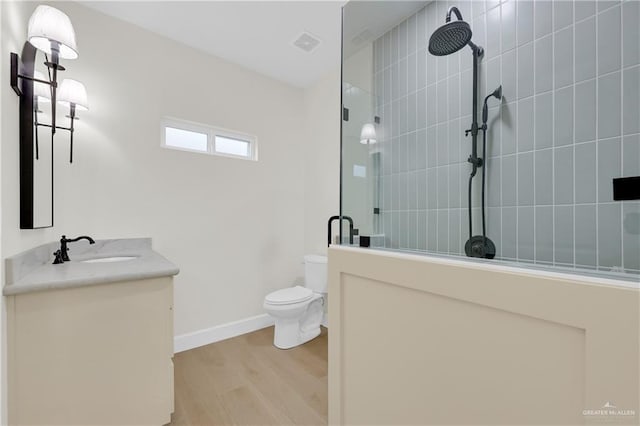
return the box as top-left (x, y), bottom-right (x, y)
top-left (82, 256), bottom-right (138, 263)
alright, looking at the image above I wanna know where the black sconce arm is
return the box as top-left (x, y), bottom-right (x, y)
top-left (10, 52), bottom-right (57, 96)
top-left (36, 123), bottom-right (73, 132)
top-left (13, 48), bottom-right (80, 164)
top-left (34, 107), bottom-right (77, 163)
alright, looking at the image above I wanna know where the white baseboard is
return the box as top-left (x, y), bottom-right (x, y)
top-left (174, 313), bottom-right (275, 353)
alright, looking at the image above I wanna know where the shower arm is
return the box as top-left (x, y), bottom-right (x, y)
top-left (445, 7), bottom-right (481, 54)
top-left (445, 6), bottom-right (463, 22)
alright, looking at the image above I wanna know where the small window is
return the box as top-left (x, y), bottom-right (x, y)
top-left (215, 135), bottom-right (250, 157)
top-left (164, 127), bottom-right (208, 152)
top-left (161, 118), bottom-right (257, 161)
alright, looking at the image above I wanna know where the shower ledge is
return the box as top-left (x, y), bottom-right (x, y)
top-left (3, 238), bottom-right (179, 296)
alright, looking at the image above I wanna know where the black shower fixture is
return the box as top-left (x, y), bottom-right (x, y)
top-left (428, 7), bottom-right (477, 57)
top-left (483, 86), bottom-right (503, 125)
top-left (467, 85), bottom-right (503, 260)
top-left (428, 6), bottom-right (483, 180)
top-left (429, 6), bottom-right (499, 259)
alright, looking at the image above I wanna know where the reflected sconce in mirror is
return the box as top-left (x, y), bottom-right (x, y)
top-left (32, 70), bottom-right (50, 161)
top-left (31, 75), bottom-right (89, 163)
top-left (359, 123), bottom-right (376, 145)
top-left (9, 5), bottom-right (87, 229)
top-left (359, 116), bottom-right (380, 145)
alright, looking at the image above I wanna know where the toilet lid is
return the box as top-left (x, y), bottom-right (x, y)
top-left (265, 286), bottom-right (313, 305)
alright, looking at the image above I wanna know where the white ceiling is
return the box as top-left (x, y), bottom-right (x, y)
top-left (81, 1), bottom-right (345, 88)
top-left (80, 1), bottom-right (427, 88)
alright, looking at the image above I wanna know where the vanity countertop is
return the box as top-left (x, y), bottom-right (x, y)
top-left (3, 238), bottom-right (179, 296)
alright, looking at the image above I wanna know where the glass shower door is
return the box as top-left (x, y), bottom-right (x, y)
top-left (341, 81), bottom-right (381, 246)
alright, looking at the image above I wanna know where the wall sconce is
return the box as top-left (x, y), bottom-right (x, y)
top-left (10, 4), bottom-right (88, 163)
top-left (57, 79), bottom-right (89, 163)
top-left (9, 5), bottom-right (87, 229)
top-left (11, 5), bottom-right (78, 132)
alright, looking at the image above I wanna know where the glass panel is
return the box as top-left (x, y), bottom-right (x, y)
top-left (341, 82), bottom-right (378, 242)
top-left (341, 1), bottom-right (426, 247)
top-left (165, 127), bottom-right (208, 152)
top-left (215, 135), bottom-right (250, 157)
top-left (341, 1), bottom-right (640, 280)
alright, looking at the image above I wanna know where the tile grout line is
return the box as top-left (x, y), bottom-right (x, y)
top-left (595, 2), bottom-right (600, 270)
top-left (551, 0), bottom-right (556, 267)
top-left (619, 0), bottom-right (625, 271)
top-left (572, 0), bottom-right (577, 269)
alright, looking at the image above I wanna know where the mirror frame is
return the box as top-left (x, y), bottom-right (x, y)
top-left (18, 42), bottom-right (54, 229)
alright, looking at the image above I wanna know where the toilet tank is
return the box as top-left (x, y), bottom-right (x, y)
top-left (304, 255), bottom-right (328, 293)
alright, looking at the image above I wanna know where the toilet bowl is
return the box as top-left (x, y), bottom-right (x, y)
top-left (264, 255), bottom-right (327, 349)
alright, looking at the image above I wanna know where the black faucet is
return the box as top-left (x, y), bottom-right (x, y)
top-left (55, 235), bottom-right (96, 264)
top-left (327, 215), bottom-right (354, 247)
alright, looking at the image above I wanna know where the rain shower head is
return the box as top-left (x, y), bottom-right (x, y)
top-left (428, 20), bottom-right (472, 56)
top-left (428, 6), bottom-right (473, 56)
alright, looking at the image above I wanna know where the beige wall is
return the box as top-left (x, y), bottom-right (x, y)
top-left (329, 246), bottom-right (640, 425)
top-left (303, 67), bottom-right (341, 256)
top-left (1, 1), bottom-right (312, 336)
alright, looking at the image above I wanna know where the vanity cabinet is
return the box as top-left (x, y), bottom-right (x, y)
top-left (7, 277), bottom-right (174, 425)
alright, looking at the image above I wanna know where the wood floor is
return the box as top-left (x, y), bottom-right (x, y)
top-left (170, 326), bottom-right (328, 426)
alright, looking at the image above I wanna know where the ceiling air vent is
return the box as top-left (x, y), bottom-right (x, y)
top-left (292, 32), bottom-right (321, 53)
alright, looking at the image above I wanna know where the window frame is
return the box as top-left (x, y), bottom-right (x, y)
top-left (160, 117), bottom-right (258, 161)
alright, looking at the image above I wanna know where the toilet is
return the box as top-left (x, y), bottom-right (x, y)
top-left (263, 254), bottom-right (327, 349)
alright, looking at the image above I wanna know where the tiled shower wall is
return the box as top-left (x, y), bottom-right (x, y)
top-left (372, 0), bottom-right (640, 273)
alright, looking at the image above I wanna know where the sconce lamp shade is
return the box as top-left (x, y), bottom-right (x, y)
top-left (33, 71), bottom-right (51, 102)
top-left (360, 123), bottom-right (377, 144)
top-left (27, 5), bottom-right (78, 59)
top-left (58, 79), bottom-right (88, 110)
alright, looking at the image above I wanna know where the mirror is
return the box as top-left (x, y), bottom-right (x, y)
top-left (33, 76), bottom-right (54, 228)
top-left (19, 42), bottom-right (54, 229)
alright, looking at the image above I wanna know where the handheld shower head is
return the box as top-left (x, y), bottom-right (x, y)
top-left (491, 85), bottom-right (502, 100)
top-left (482, 85), bottom-right (503, 124)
